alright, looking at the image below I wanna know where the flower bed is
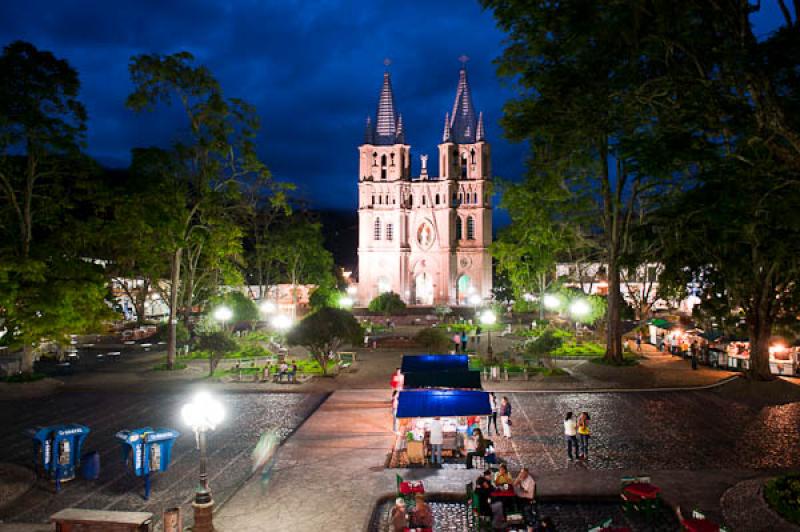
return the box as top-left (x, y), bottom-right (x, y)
top-left (765, 474), bottom-right (800, 525)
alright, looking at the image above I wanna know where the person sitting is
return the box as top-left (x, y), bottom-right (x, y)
top-left (410, 493), bottom-right (434, 528)
top-left (474, 477), bottom-right (494, 517)
top-left (389, 498), bottom-right (407, 532)
top-left (476, 468), bottom-right (493, 487)
top-left (465, 428), bottom-right (488, 469)
top-left (513, 467), bottom-right (537, 525)
top-left (277, 362), bottom-right (289, 382)
top-left (287, 362), bottom-right (297, 383)
top-left (484, 438), bottom-right (498, 465)
top-left (494, 464), bottom-right (513, 486)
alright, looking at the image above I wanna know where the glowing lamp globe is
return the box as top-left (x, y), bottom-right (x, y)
top-left (543, 294), bottom-right (561, 310)
top-left (259, 301), bottom-right (276, 314)
top-left (271, 315), bottom-right (292, 331)
top-left (480, 310), bottom-right (497, 326)
top-left (339, 296), bottom-right (354, 308)
top-left (468, 294), bottom-right (482, 306)
top-left (213, 306), bottom-right (233, 322)
top-left (182, 392), bottom-right (225, 431)
top-left (569, 299), bottom-right (590, 318)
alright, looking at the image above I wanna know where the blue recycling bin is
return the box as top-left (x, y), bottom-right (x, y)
top-left (27, 424), bottom-right (90, 492)
top-left (81, 451), bottom-right (100, 480)
top-left (115, 427), bottom-right (180, 499)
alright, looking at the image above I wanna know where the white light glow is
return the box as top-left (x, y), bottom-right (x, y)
top-left (468, 294), bottom-right (482, 306)
top-left (271, 315), bottom-right (292, 331)
top-left (346, 285), bottom-right (358, 295)
top-left (569, 299), bottom-right (590, 317)
top-left (213, 306), bottom-right (233, 322)
top-left (480, 310), bottom-right (497, 326)
top-left (260, 301), bottom-right (276, 314)
top-left (181, 392), bottom-right (225, 431)
top-left (339, 296), bottom-right (354, 308)
top-left (543, 294), bottom-right (561, 310)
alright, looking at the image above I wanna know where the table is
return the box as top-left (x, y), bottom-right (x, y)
top-left (622, 482), bottom-right (660, 502)
top-left (490, 487), bottom-right (516, 498)
top-left (682, 518), bottom-right (720, 532)
top-left (51, 508), bottom-right (153, 531)
top-left (399, 481), bottom-right (425, 495)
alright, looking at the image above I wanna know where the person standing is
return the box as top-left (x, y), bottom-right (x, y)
top-left (390, 498), bottom-right (408, 532)
top-left (429, 416), bottom-right (443, 466)
top-left (635, 331), bottom-right (642, 352)
top-left (564, 411), bottom-right (578, 460)
top-left (452, 333), bottom-right (461, 353)
top-left (500, 396), bottom-right (512, 439)
top-left (391, 390), bottom-right (399, 433)
top-left (476, 325), bottom-right (482, 345)
top-left (691, 341), bottom-right (698, 370)
top-left (461, 330), bottom-right (468, 353)
top-left (577, 411), bottom-right (591, 460)
top-left (486, 392), bottom-right (499, 436)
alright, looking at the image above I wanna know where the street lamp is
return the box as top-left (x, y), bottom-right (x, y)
top-left (213, 306), bottom-right (233, 331)
top-left (543, 294), bottom-right (561, 310)
top-left (339, 295), bottom-right (354, 309)
top-left (271, 314), bottom-right (292, 332)
top-left (480, 310), bottom-right (497, 361)
top-left (259, 300), bottom-right (276, 315)
top-left (569, 299), bottom-right (590, 332)
top-left (181, 392), bottom-right (225, 532)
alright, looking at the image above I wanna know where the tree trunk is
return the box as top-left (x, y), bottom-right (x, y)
top-left (21, 344), bottom-right (35, 374)
top-left (167, 248), bottom-right (183, 370)
top-left (748, 287), bottom-right (775, 381)
top-left (604, 258), bottom-right (624, 363)
top-left (135, 280), bottom-right (149, 325)
top-left (183, 265), bottom-right (194, 329)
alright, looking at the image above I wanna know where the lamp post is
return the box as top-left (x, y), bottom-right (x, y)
top-left (569, 299), bottom-right (590, 333)
top-left (259, 300), bottom-right (276, 316)
top-left (480, 310), bottom-right (497, 362)
top-left (213, 306), bottom-right (233, 332)
top-left (339, 295), bottom-right (354, 309)
top-left (181, 392), bottom-right (224, 532)
top-left (271, 314), bottom-right (292, 332)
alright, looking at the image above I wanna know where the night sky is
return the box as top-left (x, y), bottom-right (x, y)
top-left (0, 1), bottom-right (791, 219)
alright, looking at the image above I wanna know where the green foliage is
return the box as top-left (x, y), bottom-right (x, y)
top-left (414, 328), bottom-right (453, 352)
top-left (207, 292), bottom-right (259, 324)
top-left (197, 331), bottom-right (238, 375)
top-left (155, 322), bottom-right (190, 346)
top-left (2, 372), bottom-right (46, 383)
top-left (525, 327), bottom-right (568, 356)
top-left (551, 341), bottom-right (605, 357)
top-left (153, 362), bottom-right (188, 371)
top-left (765, 474), bottom-right (800, 525)
top-left (309, 284), bottom-right (340, 311)
top-left (368, 291), bottom-right (407, 316)
top-left (286, 307), bottom-right (362, 375)
top-left (434, 305), bottom-right (452, 321)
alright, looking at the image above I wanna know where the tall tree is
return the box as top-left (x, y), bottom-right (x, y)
top-left (126, 52), bottom-right (272, 369)
top-left (484, 2), bottom-right (682, 362)
top-left (0, 41), bottom-right (113, 371)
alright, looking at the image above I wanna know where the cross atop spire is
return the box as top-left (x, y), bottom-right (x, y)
top-left (449, 63), bottom-right (478, 144)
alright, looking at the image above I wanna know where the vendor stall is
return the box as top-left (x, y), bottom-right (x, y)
top-left (726, 341), bottom-right (750, 370)
top-left (402, 369), bottom-right (482, 390)
top-left (769, 343), bottom-right (799, 376)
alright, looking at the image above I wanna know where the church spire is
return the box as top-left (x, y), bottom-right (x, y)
top-left (396, 114), bottom-right (405, 144)
top-left (373, 71), bottom-right (401, 145)
top-left (449, 63), bottom-right (478, 144)
top-left (476, 111), bottom-right (486, 142)
top-left (442, 112), bottom-right (453, 142)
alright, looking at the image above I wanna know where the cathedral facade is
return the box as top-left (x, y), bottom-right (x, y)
top-left (356, 66), bottom-right (492, 306)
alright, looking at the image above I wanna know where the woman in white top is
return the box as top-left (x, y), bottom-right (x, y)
top-left (564, 411), bottom-right (578, 460)
top-left (486, 392), bottom-right (498, 436)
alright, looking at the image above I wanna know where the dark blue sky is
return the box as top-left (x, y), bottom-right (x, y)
top-left (0, 1), bottom-right (791, 216)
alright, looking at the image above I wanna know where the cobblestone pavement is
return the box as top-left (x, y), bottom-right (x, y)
top-left (0, 391), bottom-right (324, 526)
top-left (369, 499), bottom-right (679, 531)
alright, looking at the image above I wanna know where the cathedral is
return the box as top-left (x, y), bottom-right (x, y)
top-left (356, 65), bottom-right (492, 307)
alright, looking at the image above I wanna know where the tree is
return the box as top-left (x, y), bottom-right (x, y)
top-left (208, 291), bottom-right (259, 328)
top-left (483, 1), bottom-right (707, 363)
top-left (368, 292), bottom-right (406, 316)
top-left (197, 331), bottom-right (237, 376)
top-left (285, 308), bottom-right (362, 376)
top-left (126, 52), bottom-right (272, 369)
top-left (0, 41), bottom-right (114, 372)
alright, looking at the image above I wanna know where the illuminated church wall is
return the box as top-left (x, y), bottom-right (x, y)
top-left (356, 66), bottom-right (492, 306)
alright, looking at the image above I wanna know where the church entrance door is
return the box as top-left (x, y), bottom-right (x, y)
top-left (456, 275), bottom-right (471, 305)
top-left (414, 273), bottom-right (434, 306)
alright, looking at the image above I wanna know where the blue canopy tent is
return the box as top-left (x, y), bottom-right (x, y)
top-left (396, 390), bottom-right (491, 419)
top-left (401, 354), bottom-right (469, 373)
top-left (402, 369), bottom-right (482, 390)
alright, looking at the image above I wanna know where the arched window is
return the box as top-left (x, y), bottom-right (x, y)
top-left (371, 195), bottom-right (375, 205)
top-left (372, 152), bottom-right (378, 166)
top-left (381, 154), bottom-right (387, 180)
top-left (422, 195), bottom-right (426, 205)
top-left (378, 195), bottom-right (382, 205)
top-left (374, 218), bottom-right (382, 240)
top-left (466, 216), bottom-right (475, 240)
top-left (470, 148), bottom-right (476, 164)
top-left (461, 153), bottom-right (468, 178)
top-left (409, 194), bottom-right (413, 206)
top-left (435, 193), bottom-right (440, 205)
top-left (456, 216), bottom-right (463, 240)
top-left (390, 153), bottom-right (395, 167)
top-left (386, 223), bottom-right (394, 241)
top-left (452, 192), bottom-right (457, 205)
top-left (473, 192), bottom-right (478, 204)
top-left (385, 194), bottom-right (389, 204)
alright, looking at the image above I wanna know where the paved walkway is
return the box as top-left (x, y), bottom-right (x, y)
top-left (215, 382), bottom-right (800, 531)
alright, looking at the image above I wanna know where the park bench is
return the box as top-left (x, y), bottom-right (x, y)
top-left (339, 351), bottom-right (357, 364)
top-left (51, 508), bottom-right (153, 531)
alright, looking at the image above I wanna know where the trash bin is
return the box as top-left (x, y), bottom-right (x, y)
top-left (81, 451), bottom-right (100, 480)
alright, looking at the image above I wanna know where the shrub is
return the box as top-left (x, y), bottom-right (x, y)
top-left (765, 474), bottom-right (800, 525)
top-left (368, 292), bottom-right (406, 316)
top-left (153, 362), bottom-right (188, 371)
top-left (154, 322), bottom-right (190, 346)
top-left (414, 328), bottom-right (453, 352)
top-left (525, 327), bottom-right (570, 355)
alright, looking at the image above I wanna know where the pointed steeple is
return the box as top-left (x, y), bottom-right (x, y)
top-left (396, 114), bottom-right (405, 144)
top-left (442, 112), bottom-right (453, 143)
top-left (373, 71), bottom-right (401, 145)
top-left (364, 116), bottom-right (374, 144)
top-left (476, 112), bottom-right (486, 142)
top-left (450, 66), bottom-right (478, 144)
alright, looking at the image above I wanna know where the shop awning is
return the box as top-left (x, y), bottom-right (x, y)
top-left (403, 369), bottom-right (482, 390)
top-left (401, 354), bottom-right (469, 373)
top-left (699, 330), bottom-right (723, 341)
top-left (396, 390), bottom-right (491, 419)
top-left (648, 319), bottom-right (676, 329)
